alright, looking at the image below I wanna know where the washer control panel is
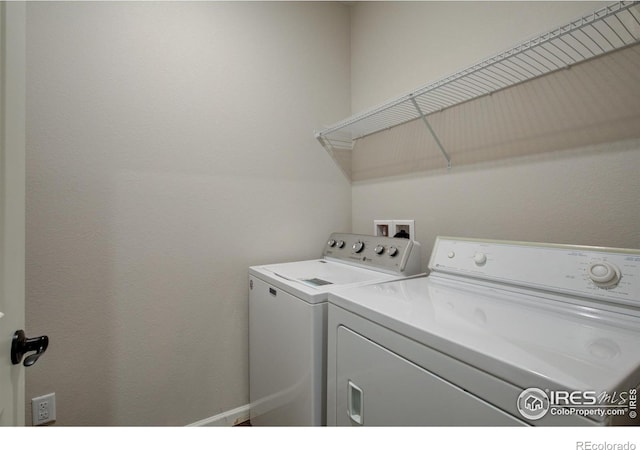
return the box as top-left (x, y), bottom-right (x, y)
top-left (429, 236), bottom-right (640, 308)
top-left (324, 233), bottom-right (421, 275)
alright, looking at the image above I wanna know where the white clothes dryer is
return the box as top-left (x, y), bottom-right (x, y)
top-left (327, 236), bottom-right (640, 426)
top-left (249, 233), bottom-right (423, 426)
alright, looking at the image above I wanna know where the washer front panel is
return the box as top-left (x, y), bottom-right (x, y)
top-left (249, 276), bottom-right (326, 426)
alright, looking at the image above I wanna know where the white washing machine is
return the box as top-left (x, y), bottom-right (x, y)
top-left (249, 232), bottom-right (423, 426)
top-left (327, 236), bottom-right (640, 426)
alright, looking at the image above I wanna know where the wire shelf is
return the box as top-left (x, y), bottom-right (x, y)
top-left (314, 1), bottom-right (640, 168)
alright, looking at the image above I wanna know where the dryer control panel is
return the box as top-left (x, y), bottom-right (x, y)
top-left (324, 233), bottom-right (422, 276)
top-left (429, 236), bottom-right (640, 310)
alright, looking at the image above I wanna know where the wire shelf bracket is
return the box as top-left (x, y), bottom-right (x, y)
top-left (409, 95), bottom-right (451, 169)
top-left (314, 1), bottom-right (640, 171)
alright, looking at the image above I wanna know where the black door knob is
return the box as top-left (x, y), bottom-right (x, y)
top-left (11, 330), bottom-right (49, 367)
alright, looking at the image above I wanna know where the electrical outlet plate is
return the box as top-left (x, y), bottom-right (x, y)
top-left (374, 220), bottom-right (392, 237)
top-left (374, 219), bottom-right (415, 241)
top-left (32, 392), bottom-right (56, 426)
top-left (393, 220), bottom-right (415, 241)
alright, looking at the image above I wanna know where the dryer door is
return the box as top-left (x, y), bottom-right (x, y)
top-left (335, 326), bottom-right (525, 426)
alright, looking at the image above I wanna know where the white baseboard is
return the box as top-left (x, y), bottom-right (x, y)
top-left (187, 403), bottom-right (250, 427)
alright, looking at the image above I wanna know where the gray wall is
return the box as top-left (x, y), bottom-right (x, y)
top-left (350, 1), bottom-right (640, 263)
top-left (26, 2), bottom-right (351, 426)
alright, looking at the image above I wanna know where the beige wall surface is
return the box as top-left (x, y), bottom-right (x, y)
top-left (350, 1), bottom-right (640, 263)
top-left (353, 141), bottom-right (640, 267)
top-left (350, 1), bottom-right (609, 112)
top-left (24, 0), bottom-right (640, 427)
top-left (25, 2), bottom-right (351, 425)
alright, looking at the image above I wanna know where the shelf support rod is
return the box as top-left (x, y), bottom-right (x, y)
top-left (315, 132), bottom-right (352, 181)
top-left (315, 133), bottom-right (332, 155)
top-left (410, 96), bottom-right (451, 169)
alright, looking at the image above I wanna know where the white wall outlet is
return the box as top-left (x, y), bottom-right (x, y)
top-left (374, 220), bottom-right (393, 237)
top-left (32, 392), bottom-right (56, 426)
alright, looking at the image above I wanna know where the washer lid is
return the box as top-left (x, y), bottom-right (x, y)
top-left (329, 276), bottom-right (640, 396)
top-left (250, 259), bottom-right (404, 304)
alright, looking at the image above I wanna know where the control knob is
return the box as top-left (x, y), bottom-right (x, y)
top-left (327, 239), bottom-right (336, 247)
top-left (588, 262), bottom-right (621, 288)
top-left (473, 252), bottom-right (487, 266)
top-left (388, 246), bottom-right (399, 257)
top-left (337, 240), bottom-right (345, 248)
top-left (374, 245), bottom-right (385, 255)
top-left (352, 241), bottom-right (365, 253)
